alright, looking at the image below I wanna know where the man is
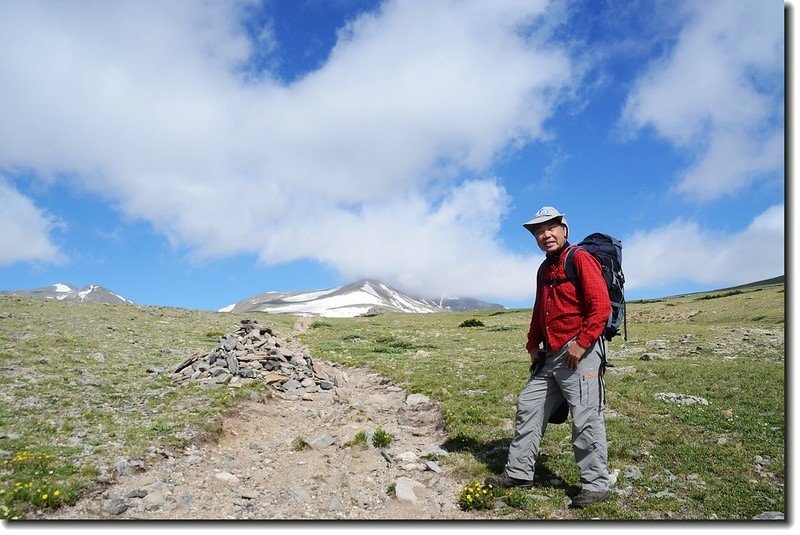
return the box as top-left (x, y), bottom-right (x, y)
top-left (484, 206), bottom-right (612, 509)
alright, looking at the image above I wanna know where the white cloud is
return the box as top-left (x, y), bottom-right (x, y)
top-left (0, 179), bottom-right (64, 266)
top-left (623, 204), bottom-right (784, 291)
top-left (620, 0), bottom-right (783, 200)
top-left (0, 0), bottom-right (573, 299)
top-left (255, 179), bottom-right (541, 301)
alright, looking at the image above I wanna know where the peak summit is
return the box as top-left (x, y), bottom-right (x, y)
top-left (220, 279), bottom-right (504, 317)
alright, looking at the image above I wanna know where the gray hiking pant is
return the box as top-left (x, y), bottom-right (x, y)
top-left (504, 339), bottom-right (609, 492)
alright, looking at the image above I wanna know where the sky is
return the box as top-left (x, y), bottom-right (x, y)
top-left (0, 0), bottom-right (786, 312)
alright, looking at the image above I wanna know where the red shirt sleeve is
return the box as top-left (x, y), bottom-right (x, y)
top-left (525, 277), bottom-right (544, 353)
top-left (572, 249), bottom-right (612, 348)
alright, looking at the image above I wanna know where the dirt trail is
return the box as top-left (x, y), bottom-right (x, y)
top-left (44, 318), bottom-right (470, 520)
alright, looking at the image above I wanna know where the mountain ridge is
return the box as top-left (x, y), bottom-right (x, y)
top-left (219, 278), bottom-right (505, 317)
top-left (0, 283), bottom-right (134, 305)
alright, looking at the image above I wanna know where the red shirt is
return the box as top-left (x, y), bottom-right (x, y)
top-left (526, 244), bottom-right (611, 353)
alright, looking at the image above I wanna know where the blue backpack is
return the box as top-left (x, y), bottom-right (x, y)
top-left (563, 233), bottom-right (627, 341)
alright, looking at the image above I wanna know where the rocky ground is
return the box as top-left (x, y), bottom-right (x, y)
top-left (43, 318), bottom-right (470, 520)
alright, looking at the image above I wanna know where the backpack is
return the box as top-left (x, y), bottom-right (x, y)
top-left (563, 233), bottom-right (627, 341)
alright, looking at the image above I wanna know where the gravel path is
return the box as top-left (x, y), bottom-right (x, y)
top-left (43, 318), bottom-right (470, 520)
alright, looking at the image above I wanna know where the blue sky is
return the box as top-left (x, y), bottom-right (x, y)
top-left (0, 0), bottom-right (786, 311)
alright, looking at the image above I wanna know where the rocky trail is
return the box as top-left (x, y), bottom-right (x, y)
top-left (44, 317), bottom-right (470, 520)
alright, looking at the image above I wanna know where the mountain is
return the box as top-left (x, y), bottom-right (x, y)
top-left (219, 279), bottom-right (504, 317)
top-left (429, 296), bottom-right (505, 312)
top-left (0, 283), bottom-right (134, 305)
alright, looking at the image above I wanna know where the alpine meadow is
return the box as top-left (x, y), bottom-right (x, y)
top-left (0, 279), bottom-right (784, 520)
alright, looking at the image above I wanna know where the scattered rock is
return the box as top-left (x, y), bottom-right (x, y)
top-left (240, 488), bottom-right (259, 500)
top-left (425, 461), bottom-right (443, 473)
top-left (395, 477), bottom-right (427, 503)
top-left (172, 319), bottom-right (330, 395)
top-left (105, 499), bottom-right (128, 515)
top-left (306, 435), bottom-right (336, 450)
top-left (143, 491), bottom-right (166, 510)
top-left (114, 458), bottom-right (145, 476)
top-left (752, 511), bottom-right (784, 520)
top-left (608, 469), bottom-right (620, 487)
top-left (214, 471), bottom-right (240, 484)
top-left (654, 392), bottom-right (709, 405)
top-left (287, 485), bottom-right (310, 504)
top-left (651, 490), bottom-right (675, 499)
top-left (623, 466), bottom-right (642, 480)
top-left (328, 494), bottom-right (344, 511)
top-left (406, 393), bottom-right (431, 406)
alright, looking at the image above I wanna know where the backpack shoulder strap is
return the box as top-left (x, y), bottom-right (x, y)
top-left (563, 245), bottom-right (579, 285)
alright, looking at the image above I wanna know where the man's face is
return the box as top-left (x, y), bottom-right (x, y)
top-left (532, 219), bottom-right (567, 253)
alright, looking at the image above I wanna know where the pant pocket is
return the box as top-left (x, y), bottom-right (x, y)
top-left (579, 370), bottom-right (600, 407)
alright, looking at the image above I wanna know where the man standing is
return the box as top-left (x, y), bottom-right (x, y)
top-left (484, 206), bottom-right (612, 509)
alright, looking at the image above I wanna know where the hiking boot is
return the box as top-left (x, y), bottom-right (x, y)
top-left (483, 472), bottom-right (534, 489)
top-left (569, 489), bottom-right (609, 508)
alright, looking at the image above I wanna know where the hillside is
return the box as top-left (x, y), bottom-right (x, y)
top-left (0, 279), bottom-right (785, 520)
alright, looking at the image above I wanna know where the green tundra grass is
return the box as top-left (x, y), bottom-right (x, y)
top-left (0, 282), bottom-right (785, 520)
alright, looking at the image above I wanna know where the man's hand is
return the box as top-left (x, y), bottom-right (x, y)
top-left (529, 349), bottom-right (546, 375)
top-left (565, 340), bottom-right (586, 371)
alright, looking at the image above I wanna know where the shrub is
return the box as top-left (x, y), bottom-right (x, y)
top-left (695, 290), bottom-right (746, 301)
top-left (292, 436), bottom-right (309, 451)
top-left (458, 318), bottom-right (484, 328)
top-left (372, 427), bottom-right (393, 448)
top-left (347, 429), bottom-right (368, 448)
top-left (458, 481), bottom-right (495, 511)
top-left (1, 450), bottom-right (81, 519)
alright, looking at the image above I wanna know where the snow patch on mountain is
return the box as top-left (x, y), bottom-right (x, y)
top-left (0, 283), bottom-right (134, 305)
top-left (219, 279), bottom-right (505, 317)
top-left (219, 279), bottom-right (443, 317)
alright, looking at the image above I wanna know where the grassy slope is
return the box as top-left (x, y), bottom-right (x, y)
top-left (297, 284), bottom-right (786, 519)
top-left (0, 283), bottom-right (785, 520)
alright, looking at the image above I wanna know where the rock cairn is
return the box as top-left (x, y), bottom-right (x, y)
top-left (172, 319), bottom-right (336, 393)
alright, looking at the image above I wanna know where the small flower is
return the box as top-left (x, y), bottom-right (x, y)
top-left (41, 494), bottom-right (48, 500)
top-left (53, 490), bottom-right (61, 497)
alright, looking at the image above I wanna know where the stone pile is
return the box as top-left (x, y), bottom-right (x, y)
top-left (172, 319), bottom-right (337, 393)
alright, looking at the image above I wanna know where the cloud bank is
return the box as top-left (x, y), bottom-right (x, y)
top-left (0, 0), bottom-right (785, 300)
top-left (0, 0), bottom-right (571, 298)
top-left (621, 0), bottom-right (784, 201)
top-left (624, 204), bottom-right (784, 292)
